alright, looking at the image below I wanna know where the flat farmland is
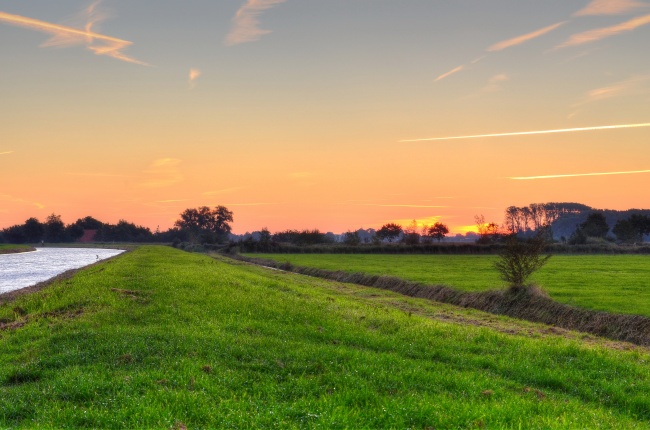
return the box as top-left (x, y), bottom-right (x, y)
top-left (249, 254), bottom-right (650, 317)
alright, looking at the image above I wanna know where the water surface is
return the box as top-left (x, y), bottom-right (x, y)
top-left (0, 248), bottom-right (124, 294)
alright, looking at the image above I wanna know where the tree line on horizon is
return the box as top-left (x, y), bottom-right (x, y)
top-left (0, 214), bottom-right (166, 244)
top-left (0, 207), bottom-right (453, 248)
top-left (478, 202), bottom-right (650, 245)
top-left (0, 206), bottom-right (236, 245)
top-left (235, 221), bottom-right (453, 252)
top-left (2, 201), bottom-right (649, 247)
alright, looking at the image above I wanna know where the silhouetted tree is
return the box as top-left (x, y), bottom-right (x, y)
top-left (258, 228), bottom-right (272, 250)
top-left (65, 223), bottom-right (85, 242)
top-left (568, 227), bottom-right (587, 245)
top-left (95, 220), bottom-right (153, 242)
top-left (175, 206), bottom-right (234, 243)
top-left (504, 206), bottom-right (521, 234)
top-left (272, 229), bottom-right (330, 246)
top-left (427, 222), bottom-right (449, 242)
top-left (23, 218), bottom-right (44, 243)
top-left (44, 214), bottom-right (66, 243)
top-left (402, 220), bottom-right (421, 245)
top-left (376, 223), bottom-right (402, 243)
top-left (343, 231), bottom-right (361, 245)
top-left (475, 215), bottom-right (501, 244)
top-left (630, 214), bottom-right (650, 239)
top-left (2, 225), bottom-right (26, 244)
top-left (579, 212), bottom-right (609, 238)
top-left (613, 219), bottom-right (639, 243)
top-left (74, 216), bottom-right (104, 230)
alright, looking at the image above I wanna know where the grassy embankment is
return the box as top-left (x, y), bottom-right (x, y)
top-left (2, 246), bottom-right (650, 428)
top-left (250, 254), bottom-right (650, 317)
top-left (0, 244), bottom-right (35, 254)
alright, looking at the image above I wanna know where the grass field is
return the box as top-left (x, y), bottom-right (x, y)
top-left (0, 244), bottom-right (34, 254)
top-left (2, 246), bottom-right (650, 428)
top-left (249, 254), bottom-right (650, 318)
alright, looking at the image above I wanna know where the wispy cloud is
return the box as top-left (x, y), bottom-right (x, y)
top-left (435, 56), bottom-right (485, 82)
top-left (435, 65), bottom-right (464, 82)
top-left (189, 68), bottom-right (201, 89)
top-left (435, 22), bottom-right (563, 83)
top-left (575, 0), bottom-right (649, 16)
top-left (0, 2), bottom-right (148, 65)
top-left (560, 46), bottom-right (604, 64)
top-left (0, 193), bottom-right (45, 209)
top-left (481, 73), bottom-right (510, 93)
top-left (0, 151), bottom-right (14, 156)
top-left (510, 169), bottom-right (650, 180)
top-left (400, 122), bottom-right (650, 142)
top-left (573, 75), bottom-right (650, 107)
top-left (225, 0), bottom-right (286, 46)
top-left (558, 13), bottom-right (650, 48)
top-left (488, 21), bottom-right (566, 52)
top-left (41, 0), bottom-right (104, 48)
top-left (140, 158), bottom-right (183, 188)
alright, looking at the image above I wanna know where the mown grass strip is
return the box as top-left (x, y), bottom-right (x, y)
top-left (2, 246), bottom-right (650, 428)
top-left (233, 253), bottom-right (650, 347)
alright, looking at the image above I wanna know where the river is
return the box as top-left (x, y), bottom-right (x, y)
top-left (0, 248), bottom-right (124, 295)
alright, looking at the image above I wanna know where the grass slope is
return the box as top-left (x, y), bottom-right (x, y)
top-left (0, 244), bottom-right (35, 254)
top-left (1, 246), bottom-right (650, 428)
top-left (251, 254), bottom-right (650, 317)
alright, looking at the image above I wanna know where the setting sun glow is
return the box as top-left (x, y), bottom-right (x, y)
top-left (1, 1), bottom-right (649, 234)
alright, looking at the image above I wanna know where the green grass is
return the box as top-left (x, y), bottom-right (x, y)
top-left (0, 244), bottom-right (34, 254)
top-left (249, 253), bottom-right (650, 318)
top-left (3, 246), bottom-right (650, 428)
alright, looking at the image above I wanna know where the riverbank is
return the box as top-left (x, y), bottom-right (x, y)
top-left (0, 249), bottom-right (128, 305)
top-left (2, 246), bottom-right (650, 428)
top-left (0, 247), bottom-right (125, 296)
top-left (0, 244), bottom-right (35, 255)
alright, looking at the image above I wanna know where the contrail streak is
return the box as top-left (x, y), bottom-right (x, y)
top-left (435, 65), bottom-right (464, 82)
top-left (488, 21), bottom-right (566, 52)
top-left (0, 11), bottom-right (126, 43)
top-left (0, 151), bottom-right (14, 155)
top-left (510, 169), bottom-right (650, 180)
top-left (400, 122), bottom-right (650, 142)
top-left (0, 10), bottom-right (148, 65)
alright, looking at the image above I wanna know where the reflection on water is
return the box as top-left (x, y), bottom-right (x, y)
top-left (0, 248), bottom-right (124, 295)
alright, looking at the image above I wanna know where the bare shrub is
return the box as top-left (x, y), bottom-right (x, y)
top-left (495, 233), bottom-right (551, 287)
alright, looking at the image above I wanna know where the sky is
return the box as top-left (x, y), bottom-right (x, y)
top-left (1, 0), bottom-right (649, 235)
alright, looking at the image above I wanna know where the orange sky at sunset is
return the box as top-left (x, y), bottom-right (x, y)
top-left (1, 1), bottom-right (649, 234)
